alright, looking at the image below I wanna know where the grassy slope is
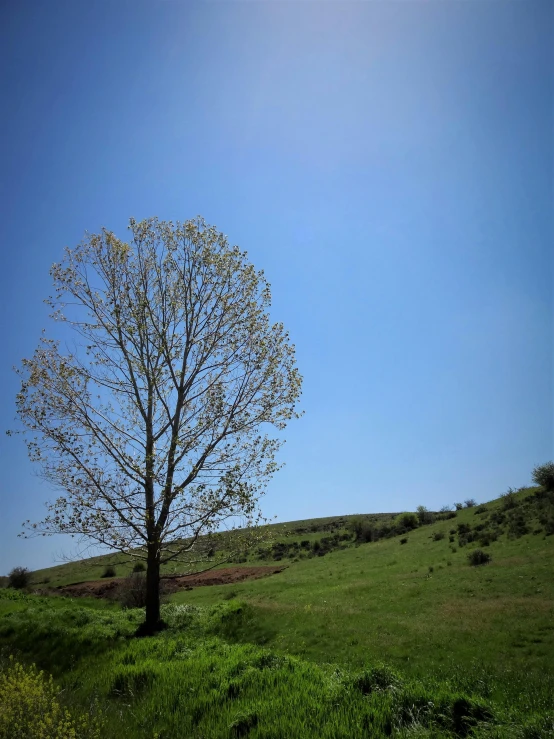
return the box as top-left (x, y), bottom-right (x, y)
top-left (1, 488), bottom-right (553, 737)
top-left (171, 490), bottom-right (554, 693)
top-left (26, 512), bottom-right (398, 587)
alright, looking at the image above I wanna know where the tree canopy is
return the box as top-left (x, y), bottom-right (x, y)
top-left (13, 216), bottom-right (302, 631)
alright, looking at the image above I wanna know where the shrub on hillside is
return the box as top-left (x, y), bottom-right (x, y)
top-left (8, 566), bottom-right (30, 589)
top-left (501, 488), bottom-right (518, 510)
top-left (477, 531), bottom-right (497, 547)
top-left (394, 512), bottom-right (419, 532)
top-left (101, 565), bottom-right (116, 578)
top-left (464, 499), bottom-right (477, 508)
top-left (416, 506), bottom-right (434, 525)
top-left (467, 549), bottom-right (491, 566)
top-left (432, 531), bottom-right (445, 541)
top-left (532, 462), bottom-right (554, 492)
top-left (437, 510), bottom-right (457, 520)
top-left (350, 519), bottom-right (375, 543)
top-left (507, 513), bottom-right (529, 539)
top-left (400, 537), bottom-right (408, 545)
top-left (454, 502), bottom-right (463, 511)
top-left (117, 572), bottom-right (147, 609)
top-left (132, 562), bottom-right (145, 573)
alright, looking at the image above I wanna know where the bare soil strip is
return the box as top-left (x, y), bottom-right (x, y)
top-left (56, 565), bottom-right (287, 599)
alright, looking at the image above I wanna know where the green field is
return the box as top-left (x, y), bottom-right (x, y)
top-left (1, 487), bottom-right (553, 738)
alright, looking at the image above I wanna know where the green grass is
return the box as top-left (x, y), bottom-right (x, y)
top-left (1, 592), bottom-right (552, 738)
top-left (169, 489), bottom-right (554, 698)
top-left (23, 512), bottom-right (399, 588)
top-left (1, 487), bottom-right (553, 737)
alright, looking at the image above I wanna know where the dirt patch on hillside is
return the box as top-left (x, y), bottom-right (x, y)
top-left (56, 565), bottom-right (287, 600)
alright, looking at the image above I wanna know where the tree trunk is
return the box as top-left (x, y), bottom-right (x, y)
top-left (138, 544), bottom-right (163, 636)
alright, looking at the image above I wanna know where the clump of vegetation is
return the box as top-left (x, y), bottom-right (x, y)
top-left (432, 531), bottom-right (445, 541)
top-left (501, 488), bottom-right (519, 510)
top-left (416, 506), bottom-right (434, 525)
top-left (8, 566), bottom-right (30, 590)
top-left (454, 502), bottom-right (463, 511)
top-left (464, 499), bottom-right (477, 508)
top-left (101, 565), bottom-right (116, 579)
top-left (468, 549), bottom-right (492, 566)
top-left (132, 562), bottom-right (145, 573)
top-left (394, 512), bottom-right (419, 532)
top-left (117, 572), bottom-right (147, 609)
top-left (532, 461), bottom-right (554, 492)
top-left (0, 657), bottom-right (100, 738)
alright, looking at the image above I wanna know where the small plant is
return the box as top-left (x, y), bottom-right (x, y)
top-left (468, 549), bottom-right (492, 566)
top-left (400, 537), bottom-right (408, 544)
top-left (101, 565), bottom-right (116, 578)
top-left (454, 502), bottom-right (463, 511)
top-left (432, 531), bottom-right (445, 541)
top-left (501, 487), bottom-right (519, 510)
top-left (532, 461), bottom-right (554, 492)
top-left (464, 498), bottom-right (477, 508)
top-left (474, 505), bottom-right (488, 515)
top-left (8, 566), bottom-right (30, 589)
top-left (117, 572), bottom-right (147, 608)
top-left (428, 566), bottom-right (434, 574)
top-left (132, 562), bottom-right (145, 573)
top-left (0, 657), bottom-right (100, 738)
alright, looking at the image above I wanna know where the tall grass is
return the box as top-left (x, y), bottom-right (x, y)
top-left (1, 593), bottom-right (552, 739)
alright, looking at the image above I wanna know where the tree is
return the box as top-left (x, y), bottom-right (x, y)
top-left (12, 217), bottom-right (302, 633)
top-left (416, 505), bottom-right (433, 525)
top-left (532, 462), bottom-right (554, 492)
top-left (8, 566), bottom-right (31, 589)
top-left (394, 512), bottom-right (418, 531)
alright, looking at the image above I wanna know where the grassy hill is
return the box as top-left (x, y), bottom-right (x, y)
top-left (1, 485), bottom-right (553, 737)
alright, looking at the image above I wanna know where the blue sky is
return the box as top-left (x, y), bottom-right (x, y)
top-left (0, 0), bottom-right (552, 573)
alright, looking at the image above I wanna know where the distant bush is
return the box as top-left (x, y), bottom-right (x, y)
top-left (416, 506), bottom-right (434, 525)
top-left (350, 519), bottom-right (375, 543)
top-left (432, 531), bottom-right (445, 541)
top-left (117, 572), bottom-right (147, 609)
top-left (464, 499), bottom-right (477, 508)
top-left (8, 566), bottom-right (30, 589)
top-left (477, 531), bottom-right (497, 547)
top-left (454, 502), bottom-right (463, 511)
top-left (468, 549), bottom-right (492, 566)
top-left (474, 506), bottom-right (488, 515)
top-left (507, 513), bottom-right (529, 539)
top-left (101, 565), bottom-right (116, 578)
top-left (394, 512), bottom-right (418, 532)
top-left (400, 537), bottom-right (408, 545)
top-left (501, 488), bottom-right (519, 510)
top-left (532, 462), bottom-right (554, 492)
top-left (132, 562), bottom-right (145, 573)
